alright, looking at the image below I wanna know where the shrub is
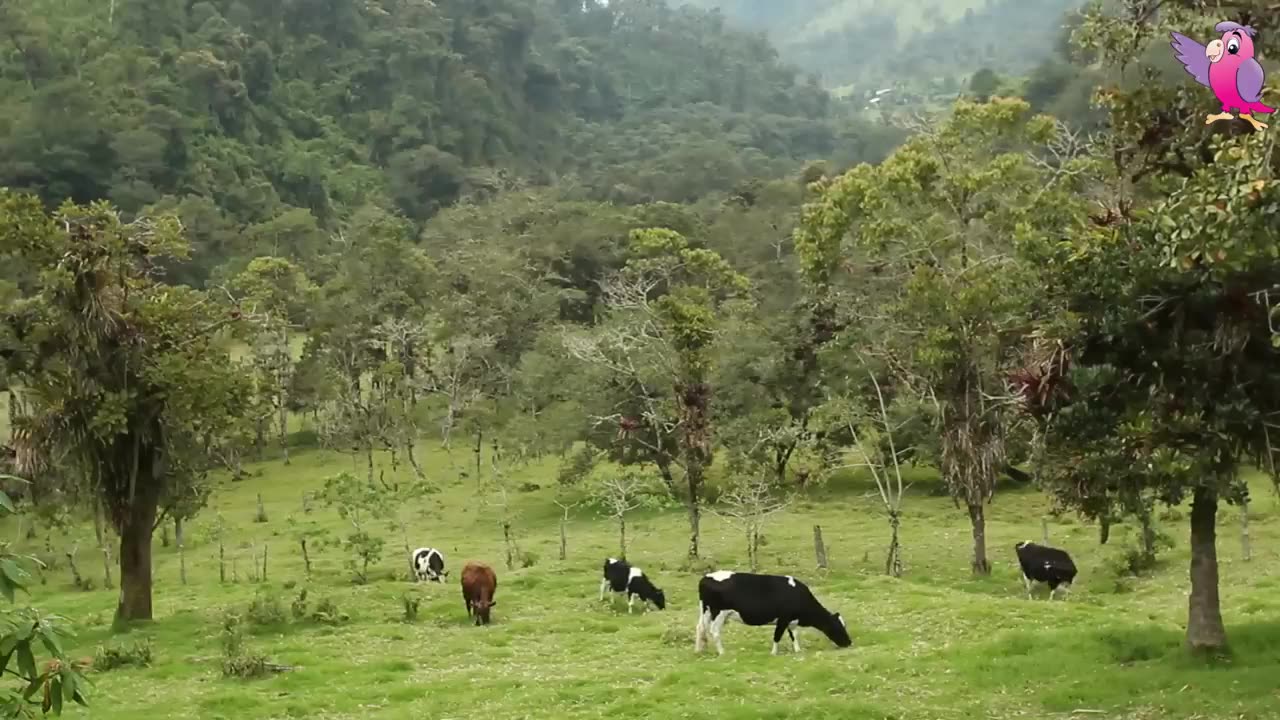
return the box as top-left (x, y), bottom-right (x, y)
top-left (312, 597), bottom-right (348, 625)
top-left (290, 588), bottom-right (309, 620)
top-left (401, 593), bottom-right (421, 622)
top-left (246, 593), bottom-right (287, 627)
top-left (93, 639), bottom-right (153, 671)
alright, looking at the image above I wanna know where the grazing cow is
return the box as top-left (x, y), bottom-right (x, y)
top-left (695, 570), bottom-right (852, 656)
top-left (461, 561), bottom-right (498, 625)
top-left (1014, 541), bottom-right (1078, 599)
top-left (599, 558), bottom-right (666, 613)
top-left (411, 547), bottom-right (447, 583)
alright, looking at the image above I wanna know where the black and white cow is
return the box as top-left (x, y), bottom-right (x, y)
top-left (695, 570), bottom-right (852, 656)
top-left (411, 547), bottom-right (447, 583)
top-left (1014, 541), bottom-right (1077, 599)
top-left (600, 558), bottom-right (666, 613)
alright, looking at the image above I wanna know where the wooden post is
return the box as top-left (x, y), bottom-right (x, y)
top-left (262, 543), bottom-right (268, 581)
top-left (176, 518), bottom-right (187, 585)
top-left (255, 494), bottom-right (267, 523)
top-left (813, 525), bottom-right (828, 569)
top-left (300, 538), bottom-right (311, 578)
top-left (1241, 499), bottom-right (1251, 562)
top-left (94, 500), bottom-right (114, 589)
top-left (219, 540), bottom-right (227, 583)
top-left (66, 545), bottom-right (83, 589)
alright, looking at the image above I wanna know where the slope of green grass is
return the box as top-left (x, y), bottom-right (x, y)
top-left (7, 445), bottom-right (1280, 720)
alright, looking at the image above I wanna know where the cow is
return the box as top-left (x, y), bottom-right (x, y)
top-left (599, 558), bottom-right (666, 613)
top-left (461, 561), bottom-right (498, 625)
top-left (411, 547), bottom-right (447, 583)
top-left (1014, 541), bottom-right (1078, 600)
top-left (695, 570), bottom-right (852, 656)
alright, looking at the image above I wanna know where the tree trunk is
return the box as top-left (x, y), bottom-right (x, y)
top-left (813, 525), bottom-right (828, 568)
top-left (300, 538), bottom-right (312, 578)
top-left (1187, 486), bottom-right (1227, 652)
top-left (255, 416), bottom-right (266, 461)
top-left (502, 521), bottom-right (515, 570)
top-left (686, 501), bottom-right (701, 559)
top-left (619, 517), bottom-right (627, 559)
top-left (559, 514), bottom-right (567, 561)
top-left (175, 518), bottom-right (186, 586)
top-left (1099, 515), bottom-right (1112, 545)
top-left (93, 500), bottom-right (114, 590)
top-left (365, 444), bottom-right (375, 486)
top-left (885, 512), bottom-right (902, 577)
top-left (473, 429), bottom-right (483, 489)
top-left (279, 394), bottom-right (290, 466)
top-left (406, 440), bottom-right (426, 481)
top-left (1041, 517), bottom-right (1049, 545)
top-left (115, 499), bottom-right (158, 623)
top-left (967, 503), bottom-right (990, 575)
top-left (1139, 506), bottom-right (1156, 559)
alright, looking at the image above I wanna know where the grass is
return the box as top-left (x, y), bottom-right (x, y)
top-left (7, 442), bottom-right (1280, 719)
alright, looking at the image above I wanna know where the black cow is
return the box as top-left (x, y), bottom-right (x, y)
top-left (600, 558), bottom-right (666, 613)
top-left (1014, 541), bottom-right (1077, 599)
top-left (695, 570), bottom-right (852, 656)
top-left (411, 547), bottom-right (447, 582)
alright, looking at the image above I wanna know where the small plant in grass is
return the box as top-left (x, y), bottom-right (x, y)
top-left (93, 639), bottom-right (153, 671)
top-left (290, 588), bottom-right (309, 620)
top-left (219, 611), bottom-right (290, 679)
top-left (401, 592), bottom-right (421, 622)
top-left (246, 593), bottom-right (286, 627)
top-left (311, 597), bottom-right (348, 625)
top-left (318, 472), bottom-right (393, 584)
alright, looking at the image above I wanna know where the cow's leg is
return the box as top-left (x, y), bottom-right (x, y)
top-left (628, 592), bottom-right (636, 614)
top-left (772, 620), bottom-right (789, 656)
top-left (1022, 574), bottom-right (1033, 599)
top-left (695, 607), bottom-right (707, 652)
top-left (599, 577), bottom-right (609, 602)
top-left (710, 611), bottom-right (730, 656)
top-left (463, 591), bottom-right (472, 617)
top-left (789, 621), bottom-right (800, 653)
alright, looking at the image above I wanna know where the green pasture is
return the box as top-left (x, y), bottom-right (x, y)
top-left (5, 441), bottom-right (1279, 720)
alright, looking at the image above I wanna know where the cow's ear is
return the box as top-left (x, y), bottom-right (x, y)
top-left (489, 600), bottom-right (497, 606)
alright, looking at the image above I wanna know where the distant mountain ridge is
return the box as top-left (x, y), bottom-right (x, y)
top-left (681, 0), bottom-right (1085, 89)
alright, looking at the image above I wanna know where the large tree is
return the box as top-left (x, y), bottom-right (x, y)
top-left (1021, 3), bottom-right (1280, 653)
top-left (0, 192), bottom-right (251, 623)
top-left (795, 98), bottom-right (1082, 574)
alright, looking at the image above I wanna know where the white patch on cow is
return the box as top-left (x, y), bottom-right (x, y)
top-left (707, 570), bottom-right (734, 582)
top-left (771, 641), bottom-right (779, 656)
top-left (786, 575), bottom-right (796, 587)
top-left (607, 557), bottom-right (617, 565)
top-left (628, 566), bottom-right (643, 581)
top-left (709, 610), bottom-right (732, 655)
top-left (695, 607), bottom-right (710, 652)
top-left (837, 614), bottom-right (846, 628)
top-left (791, 621), bottom-right (801, 653)
top-left (599, 577), bottom-right (610, 601)
top-left (627, 593), bottom-right (636, 613)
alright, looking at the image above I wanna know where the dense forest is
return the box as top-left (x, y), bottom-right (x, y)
top-left (0, 0), bottom-right (904, 285)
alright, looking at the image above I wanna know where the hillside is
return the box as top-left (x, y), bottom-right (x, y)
top-left (0, 0), bottom-right (896, 285)
top-left (683, 0), bottom-right (1085, 90)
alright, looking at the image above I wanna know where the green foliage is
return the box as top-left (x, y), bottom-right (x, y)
top-left (0, 486), bottom-right (88, 717)
top-left (91, 640), bottom-right (152, 673)
top-left (245, 593), bottom-right (287, 628)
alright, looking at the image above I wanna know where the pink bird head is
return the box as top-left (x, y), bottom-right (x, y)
top-left (1205, 21), bottom-right (1257, 68)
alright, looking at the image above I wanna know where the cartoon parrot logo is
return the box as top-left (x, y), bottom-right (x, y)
top-left (1170, 21), bottom-right (1274, 131)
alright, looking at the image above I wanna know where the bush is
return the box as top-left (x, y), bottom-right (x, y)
top-left (401, 592), bottom-right (421, 622)
top-left (93, 639), bottom-right (153, 671)
top-left (312, 597), bottom-right (348, 625)
top-left (290, 588), bottom-right (309, 620)
top-left (246, 593), bottom-right (287, 627)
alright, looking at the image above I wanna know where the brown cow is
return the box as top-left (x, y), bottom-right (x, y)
top-left (461, 561), bottom-right (498, 625)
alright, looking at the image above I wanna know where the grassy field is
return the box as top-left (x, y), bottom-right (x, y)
top-left (6, 442), bottom-right (1280, 720)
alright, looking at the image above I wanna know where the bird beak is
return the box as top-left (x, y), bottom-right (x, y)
top-left (1206, 39), bottom-right (1224, 63)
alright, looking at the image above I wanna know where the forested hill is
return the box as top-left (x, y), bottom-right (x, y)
top-left (0, 0), bottom-right (899, 285)
top-left (683, 0), bottom-right (1084, 91)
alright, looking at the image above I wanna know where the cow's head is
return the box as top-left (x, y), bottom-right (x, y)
top-left (652, 588), bottom-right (666, 610)
top-left (821, 611), bottom-right (853, 648)
top-left (472, 597), bottom-right (495, 625)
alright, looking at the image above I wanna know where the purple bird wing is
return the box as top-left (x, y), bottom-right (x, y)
top-left (1237, 57), bottom-right (1266, 102)
top-left (1170, 32), bottom-right (1211, 86)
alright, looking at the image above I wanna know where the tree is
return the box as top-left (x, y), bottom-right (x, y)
top-left (589, 468), bottom-right (663, 558)
top-left (227, 256), bottom-right (316, 465)
top-left (567, 228), bottom-right (750, 558)
top-left (711, 469), bottom-right (790, 571)
top-left (1021, 3), bottom-right (1280, 652)
top-left (0, 193), bottom-right (252, 623)
top-left (795, 98), bottom-right (1079, 574)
